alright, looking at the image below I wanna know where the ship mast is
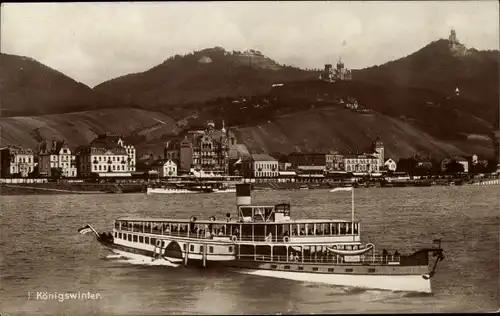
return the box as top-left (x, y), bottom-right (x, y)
top-left (351, 188), bottom-right (355, 241)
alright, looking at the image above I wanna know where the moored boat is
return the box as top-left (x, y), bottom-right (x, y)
top-left (146, 183), bottom-right (213, 194)
top-left (80, 184), bottom-right (445, 293)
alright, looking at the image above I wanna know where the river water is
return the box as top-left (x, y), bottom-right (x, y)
top-left (1, 186), bottom-right (498, 315)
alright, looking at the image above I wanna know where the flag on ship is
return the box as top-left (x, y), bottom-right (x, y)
top-left (78, 224), bottom-right (93, 235)
top-left (329, 187), bottom-right (353, 192)
top-left (433, 238), bottom-right (442, 245)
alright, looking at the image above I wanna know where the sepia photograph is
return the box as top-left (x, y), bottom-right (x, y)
top-left (0, 1), bottom-right (499, 315)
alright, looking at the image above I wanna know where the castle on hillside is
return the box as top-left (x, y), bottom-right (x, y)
top-left (319, 58), bottom-right (352, 82)
top-left (448, 28), bottom-right (469, 57)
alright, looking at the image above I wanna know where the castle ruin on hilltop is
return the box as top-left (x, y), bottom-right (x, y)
top-left (319, 57), bottom-right (352, 83)
top-left (448, 28), bottom-right (469, 57)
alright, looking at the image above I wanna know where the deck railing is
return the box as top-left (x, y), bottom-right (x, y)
top-left (237, 254), bottom-right (400, 265)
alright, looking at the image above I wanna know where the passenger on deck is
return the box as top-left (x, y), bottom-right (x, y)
top-left (218, 230), bottom-right (224, 236)
top-left (289, 253), bottom-right (294, 261)
top-left (382, 249), bottom-right (388, 264)
top-left (165, 226), bottom-right (171, 234)
top-left (226, 213), bottom-right (231, 222)
top-left (394, 250), bottom-right (400, 260)
top-left (265, 232), bottom-right (272, 242)
top-left (292, 229), bottom-right (298, 236)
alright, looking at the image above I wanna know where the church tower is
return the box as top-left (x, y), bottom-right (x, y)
top-left (372, 138), bottom-right (385, 169)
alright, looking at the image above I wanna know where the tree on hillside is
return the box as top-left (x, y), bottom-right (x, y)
top-left (396, 157), bottom-right (418, 174)
top-left (444, 160), bottom-right (464, 174)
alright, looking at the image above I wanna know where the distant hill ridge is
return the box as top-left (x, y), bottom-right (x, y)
top-left (0, 53), bottom-right (125, 117)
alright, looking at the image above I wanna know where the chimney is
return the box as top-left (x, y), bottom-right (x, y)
top-left (236, 183), bottom-right (252, 206)
top-left (52, 140), bottom-right (57, 151)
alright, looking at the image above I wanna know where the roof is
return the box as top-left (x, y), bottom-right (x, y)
top-left (90, 135), bottom-right (123, 151)
top-left (1, 145), bottom-right (34, 155)
top-left (115, 216), bottom-right (353, 224)
top-left (40, 140), bottom-right (69, 155)
top-left (344, 154), bottom-right (378, 159)
top-left (243, 154), bottom-right (277, 162)
top-left (152, 159), bottom-right (176, 167)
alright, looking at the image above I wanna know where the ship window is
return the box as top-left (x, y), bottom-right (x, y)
top-left (229, 246), bottom-right (233, 252)
top-left (183, 244), bottom-right (186, 251)
top-left (145, 237), bottom-right (149, 244)
top-left (284, 265), bottom-right (290, 270)
top-left (271, 265), bottom-right (277, 269)
top-left (298, 266), bottom-right (304, 271)
top-left (190, 245), bottom-right (194, 252)
top-left (114, 232), bottom-right (117, 238)
top-left (312, 267), bottom-right (319, 272)
top-left (119, 233), bottom-right (122, 239)
top-left (139, 236), bottom-right (144, 243)
top-left (150, 238), bottom-right (156, 245)
top-left (346, 268), bottom-right (353, 273)
top-left (133, 235), bottom-right (138, 242)
top-left (209, 246), bottom-right (214, 253)
top-left (328, 268), bottom-right (334, 273)
top-left (368, 268), bottom-right (376, 273)
top-left (127, 234), bottom-right (132, 242)
top-left (200, 246), bottom-right (204, 253)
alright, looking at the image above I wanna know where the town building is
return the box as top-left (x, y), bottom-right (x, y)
top-left (150, 159), bottom-right (177, 177)
top-left (0, 146), bottom-right (35, 177)
top-left (241, 154), bottom-right (279, 178)
top-left (371, 139), bottom-right (385, 169)
top-left (326, 152), bottom-right (345, 171)
top-left (343, 154), bottom-right (379, 173)
top-left (164, 120), bottom-right (234, 175)
top-left (384, 158), bottom-right (397, 172)
top-left (76, 134), bottom-right (134, 177)
top-left (38, 140), bottom-right (77, 177)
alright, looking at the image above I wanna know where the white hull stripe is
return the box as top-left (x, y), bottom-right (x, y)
top-left (235, 268), bottom-right (432, 293)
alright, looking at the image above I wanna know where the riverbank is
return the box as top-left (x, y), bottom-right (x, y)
top-left (1, 177), bottom-right (498, 195)
top-left (0, 183), bottom-right (144, 195)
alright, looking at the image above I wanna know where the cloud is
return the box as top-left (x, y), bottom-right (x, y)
top-left (1, 1), bottom-right (498, 87)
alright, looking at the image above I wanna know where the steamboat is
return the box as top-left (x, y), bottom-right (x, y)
top-left (79, 184), bottom-right (444, 293)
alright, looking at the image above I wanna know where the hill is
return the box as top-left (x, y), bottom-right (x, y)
top-left (0, 108), bottom-right (176, 150)
top-left (233, 107), bottom-right (494, 160)
top-left (93, 47), bottom-right (318, 111)
top-left (0, 53), bottom-right (122, 117)
top-left (352, 39), bottom-right (499, 127)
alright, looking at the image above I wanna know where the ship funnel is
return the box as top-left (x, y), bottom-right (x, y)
top-left (236, 183), bottom-right (252, 206)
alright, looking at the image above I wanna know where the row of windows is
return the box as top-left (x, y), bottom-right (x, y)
top-left (345, 159), bottom-right (378, 164)
top-left (345, 165), bottom-right (378, 172)
top-left (252, 171), bottom-right (279, 178)
top-left (270, 265), bottom-right (375, 273)
top-left (13, 157), bottom-right (32, 163)
top-left (94, 156), bottom-right (128, 162)
top-left (115, 232), bottom-right (233, 253)
top-left (93, 165), bottom-right (126, 171)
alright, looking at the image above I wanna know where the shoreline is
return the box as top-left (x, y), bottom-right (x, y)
top-left (1, 180), bottom-right (498, 196)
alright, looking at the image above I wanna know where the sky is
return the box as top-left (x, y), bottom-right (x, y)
top-left (1, 1), bottom-right (499, 87)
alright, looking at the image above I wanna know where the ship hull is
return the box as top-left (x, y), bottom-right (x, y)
top-left (232, 267), bottom-right (431, 293)
top-left (98, 239), bottom-right (432, 293)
